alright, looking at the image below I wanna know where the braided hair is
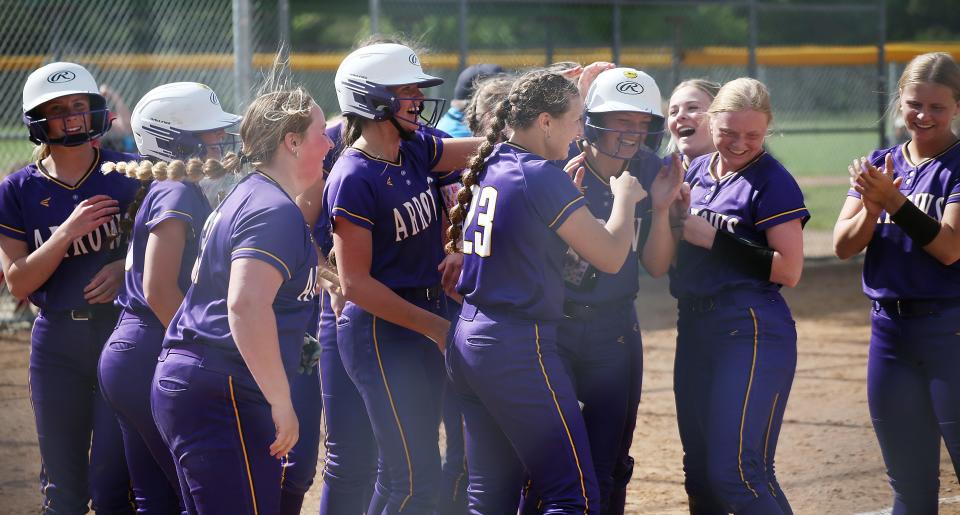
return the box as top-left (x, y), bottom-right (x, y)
top-left (446, 70), bottom-right (578, 254)
top-left (102, 158), bottom-right (204, 243)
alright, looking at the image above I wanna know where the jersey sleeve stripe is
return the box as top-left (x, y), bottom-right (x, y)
top-left (755, 207), bottom-right (808, 226)
top-left (548, 196), bottom-right (585, 229)
top-left (0, 222), bottom-right (25, 234)
top-left (332, 206), bottom-right (374, 226)
top-left (232, 247), bottom-right (292, 279)
top-left (146, 210), bottom-right (194, 226)
top-left (948, 192), bottom-right (960, 200)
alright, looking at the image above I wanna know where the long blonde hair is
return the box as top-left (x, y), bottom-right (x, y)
top-left (708, 77), bottom-right (773, 124)
top-left (898, 52), bottom-right (960, 102)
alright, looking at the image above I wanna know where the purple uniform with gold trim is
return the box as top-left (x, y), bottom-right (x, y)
top-left (0, 147), bottom-right (138, 514)
top-left (851, 141), bottom-right (960, 514)
top-left (524, 142), bottom-right (659, 513)
top-left (150, 171), bottom-right (318, 515)
top-left (98, 178), bottom-right (210, 513)
top-left (448, 141), bottom-right (601, 513)
top-left (323, 129), bottom-right (452, 513)
top-left (670, 151), bottom-right (807, 515)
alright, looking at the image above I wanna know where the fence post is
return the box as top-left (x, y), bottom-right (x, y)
top-left (232, 0), bottom-right (253, 109)
top-left (877, 0), bottom-right (887, 148)
top-left (747, 0), bottom-right (758, 78)
top-left (278, 0), bottom-right (290, 56)
top-left (458, 0), bottom-right (468, 71)
top-left (370, 0), bottom-right (380, 35)
top-left (611, 0), bottom-right (621, 64)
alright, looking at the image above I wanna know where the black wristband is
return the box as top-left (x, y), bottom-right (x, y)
top-left (890, 201), bottom-right (940, 247)
top-left (711, 230), bottom-right (774, 281)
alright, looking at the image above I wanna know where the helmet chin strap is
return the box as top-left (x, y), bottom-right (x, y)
top-left (389, 116), bottom-right (416, 141)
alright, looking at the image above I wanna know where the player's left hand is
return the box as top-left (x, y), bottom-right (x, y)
top-left (577, 61), bottom-right (616, 100)
top-left (438, 252), bottom-right (463, 299)
top-left (269, 399), bottom-right (299, 459)
top-left (851, 154), bottom-right (903, 213)
top-left (681, 213), bottom-right (718, 249)
top-left (84, 259), bottom-right (124, 304)
top-left (651, 153), bottom-right (684, 212)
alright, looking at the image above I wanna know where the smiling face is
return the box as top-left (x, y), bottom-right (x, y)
top-left (668, 85), bottom-right (715, 159)
top-left (595, 111), bottom-right (653, 159)
top-left (38, 93), bottom-right (93, 140)
top-left (709, 109), bottom-right (768, 171)
top-left (297, 104), bottom-right (333, 185)
top-left (388, 83), bottom-right (425, 132)
top-left (899, 81), bottom-right (960, 148)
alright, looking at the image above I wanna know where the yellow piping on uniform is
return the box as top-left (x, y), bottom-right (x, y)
top-left (373, 316), bottom-right (415, 511)
top-left (332, 206), bottom-right (375, 227)
top-left (533, 322), bottom-right (590, 514)
top-left (229, 376), bottom-right (260, 515)
top-left (755, 207), bottom-right (807, 226)
top-left (232, 248), bottom-right (292, 279)
top-left (764, 392), bottom-right (781, 498)
top-left (549, 196), bottom-right (584, 228)
top-left (738, 309), bottom-right (760, 499)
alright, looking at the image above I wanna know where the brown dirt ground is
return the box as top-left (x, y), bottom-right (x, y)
top-left (2, 259), bottom-right (959, 514)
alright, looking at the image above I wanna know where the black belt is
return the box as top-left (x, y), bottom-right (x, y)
top-left (41, 304), bottom-right (119, 321)
top-left (393, 285), bottom-right (441, 303)
top-left (563, 299), bottom-right (631, 320)
top-left (873, 298), bottom-right (960, 317)
top-left (678, 290), bottom-right (781, 313)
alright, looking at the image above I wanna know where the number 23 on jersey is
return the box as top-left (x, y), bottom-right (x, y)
top-left (462, 185), bottom-right (498, 257)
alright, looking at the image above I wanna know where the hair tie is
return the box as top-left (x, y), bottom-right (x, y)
top-left (237, 150), bottom-right (250, 165)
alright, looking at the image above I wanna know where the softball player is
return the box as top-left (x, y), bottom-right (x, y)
top-left (523, 67), bottom-right (680, 513)
top-left (445, 69), bottom-right (646, 514)
top-left (671, 78), bottom-right (807, 515)
top-left (150, 78), bottom-right (329, 514)
top-left (323, 43), bottom-right (480, 513)
top-left (834, 52), bottom-right (960, 514)
top-left (97, 82), bottom-right (240, 513)
top-left (0, 61), bottom-right (138, 514)
top-left (667, 79), bottom-right (721, 170)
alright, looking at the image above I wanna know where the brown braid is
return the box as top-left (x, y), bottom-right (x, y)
top-left (445, 70), bottom-right (578, 254)
top-left (102, 158), bottom-right (199, 244)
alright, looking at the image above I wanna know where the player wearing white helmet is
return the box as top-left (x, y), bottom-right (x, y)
top-left (131, 82), bottom-right (242, 207)
top-left (97, 82), bottom-right (240, 512)
top-left (520, 67), bottom-right (682, 513)
top-left (2, 61), bottom-right (139, 513)
top-left (322, 42), bottom-right (480, 513)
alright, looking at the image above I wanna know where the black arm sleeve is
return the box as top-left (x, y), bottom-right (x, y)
top-left (710, 229), bottom-right (774, 281)
top-left (890, 200), bottom-right (940, 247)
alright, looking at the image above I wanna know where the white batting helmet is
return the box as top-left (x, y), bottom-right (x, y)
top-left (22, 62), bottom-right (111, 146)
top-left (131, 82), bottom-right (241, 162)
top-left (334, 43), bottom-right (446, 127)
top-left (584, 67), bottom-right (665, 156)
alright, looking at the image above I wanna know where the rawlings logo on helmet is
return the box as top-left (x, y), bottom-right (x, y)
top-left (210, 91), bottom-right (219, 105)
top-left (47, 71), bottom-right (76, 84)
top-left (616, 81), bottom-right (644, 95)
top-left (408, 53), bottom-right (420, 66)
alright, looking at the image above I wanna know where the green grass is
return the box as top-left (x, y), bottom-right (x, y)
top-left (0, 138), bottom-right (37, 177)
top-left (801, 183), bottom-right (850, 232)
top-left (765, 131), bottom-right (880, 178)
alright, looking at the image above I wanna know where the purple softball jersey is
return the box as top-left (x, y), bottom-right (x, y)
top-left (164, 171), bottom-right (319, 379)
top-left (0, 148), bottom-right (139, 310)
top-left (670, 151), bottom-right (810, 299)
top-left (117, 180), bottom-right (211, 324)
top-left (850, 141), bottom-right (960, 300)
top-left (323, 129), bottom-right (445, 289)
top-left (562, 142), bottom-right (661, 305)
top-left (456, 142), bottom-right (586, 320)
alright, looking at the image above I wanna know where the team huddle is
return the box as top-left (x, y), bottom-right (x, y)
top-left (0, 34), bottom-right (958, 515)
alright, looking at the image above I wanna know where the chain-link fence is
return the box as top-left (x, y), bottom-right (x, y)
top-left (0, 0), bottom-right (948, 327)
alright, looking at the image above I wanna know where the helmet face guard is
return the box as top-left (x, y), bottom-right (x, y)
top-left (23, 94), bottom-right (112, 146)
top-left (584, 112), bottom-right (665, 159)
top-left (340, 78), bottom-right (446, 128)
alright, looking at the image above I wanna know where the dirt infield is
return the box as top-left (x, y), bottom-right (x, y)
top-left (2, 259), bottom-right (959, 514)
